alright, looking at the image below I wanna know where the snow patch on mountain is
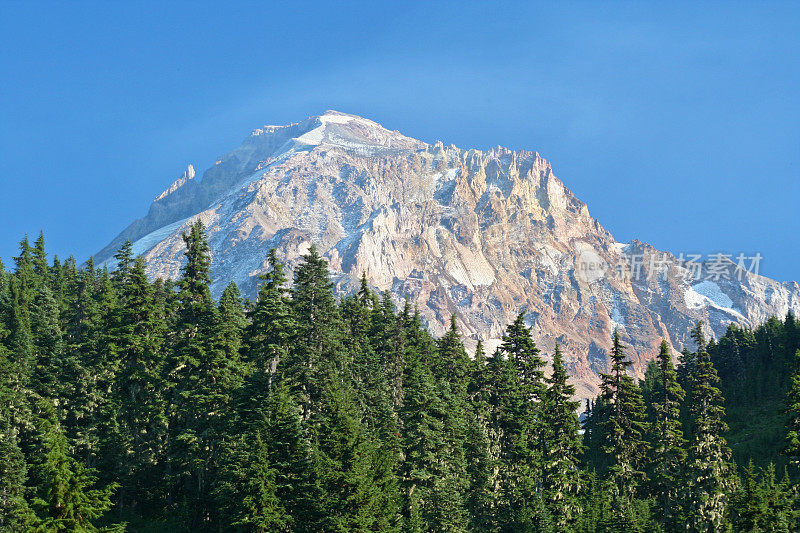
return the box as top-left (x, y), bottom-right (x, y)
top-left (684, 280), bottom-right (743, 318)
top-left (97, 110), bottom-right (800, 399)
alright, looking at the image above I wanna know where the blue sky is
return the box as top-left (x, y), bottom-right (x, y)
top-left (1, 1), bottom-right (798, 280)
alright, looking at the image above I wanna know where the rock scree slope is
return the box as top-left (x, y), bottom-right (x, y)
top-left (97, 110), bottom-right (800, 398)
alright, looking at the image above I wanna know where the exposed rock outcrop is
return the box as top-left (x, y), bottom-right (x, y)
top-left (97, 110), bottom-right (800, 398)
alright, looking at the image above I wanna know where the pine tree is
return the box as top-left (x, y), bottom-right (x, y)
top-left (483, 344), bottom-right (524, 530)
top-left (32, 231), bottom-right (48, 283)
top-left (288, 244), bottom-right (345, 419)
top-left (8, 278), bottom-right (34, 387)
top-left (598, 329), bottom-right (649, 524)
top-left (215, 431), bottom-right (288, 533)
top-left (264, 385), bottom-right (321, 532)
top-left (0, 423), bottom-right (34, 532)
top-left (463, 404), bottom-right (495, 532)
top-left (29, 406), bottom-right (122, 532)
top-left (244, 250), bottom-right (294, 392)
top-left (731, 462), bottom-right (796, 531)
top-left (107, 256), bottom-right (167, 513)
top-left (434, 315), bottom-right (471, 394)
top-left (482, 313), bottom-right (548, 531)
top-left (0, 340), bottom-right (34, 532)
top-left (784, 349), bottom-right (800, 472)
top-left (29, 284), bottom-right (64, 401)
top-left (110, 240), bottom-right (134, 288)
top-left (340, 281), bottom-right (391, 433)
top-left (216, 281), bottom-right (247, 366)
top-left (399, 358), bottom-right (463, 532)
top-left (312, 376), bottom-right (399, 531)
top-left (647, 339), bottom-right (687, 530)
top-left (165, 219), bottom-right (242, 527)
top-left (685, 330), bottom-right (735, 532)
top-left (541, 343), bottom-right (582, 529)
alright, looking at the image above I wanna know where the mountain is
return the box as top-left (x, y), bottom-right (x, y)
top-left (97, 110), bottom-right (800, 398)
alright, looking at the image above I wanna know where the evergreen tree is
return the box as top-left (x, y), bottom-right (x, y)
top-left (30, 284), bottom-right (64, 401)
top-left (215, 431), bottom-right (288, 533)
top-left (731, 462), bottom-right (796, 531)
top-left (598, 329), bottom-right (649, 525)
top-left (685, 330), bottom-right (735, 532)
top-left (107, 257), bottom-right (167, 514)
top-left (784, 349), bottom-right (800, 472)
top-left (216, 282), bottom-right (246, 367)
top-left (0, 340), bottom-right (34, 531)
top-left (541, 343), bottom-right (582, 529)
top-left (30, 406), bottom-right (122, 532)
top-left (165, 220), bottom-right (242, 527)
top-left (312, 376), bottom-right (399, 531)
top-left (264, 385), bottom-right (321, 532)
top-left (32, 231), bottom-right (48, 283)
top-left (647, 339), bottom-right (687, 530)
top-left (288, 244), bottom-right (345, 419)
top-left (110, 241), bottom-right (134, 288)
top-left (244, 249), bottom-right (294, 396)
top-left (434, 315), bottom-right (471, 393)
top-left (399, 358), bottom-right (465, 532)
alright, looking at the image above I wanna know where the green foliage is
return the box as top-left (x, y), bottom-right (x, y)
top-left (30, 406), bottom-right (122, 532)
top-left (598, 330), bottom-right (649, 514)
top-left (541, 343), bottom-right (582, 528)
top-left (685, 324), bottom-right (735, 532)
top-left (3, 228), bottom-right (800, 530)
top-left (646, 339), bottom-right (687, 530)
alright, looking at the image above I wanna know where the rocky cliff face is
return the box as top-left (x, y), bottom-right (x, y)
top-left (97, 110), bottom-right (800, 398)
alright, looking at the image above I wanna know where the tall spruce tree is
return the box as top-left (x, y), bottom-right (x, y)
top-left (0, 340), bottom-right (34, 531)
top-left (598, 329), bottom-right (649, 525)
top-left (165, 219), bottom-right (242, 527)
top-left (264, 384), bottom-right (321, 532)
top-left (107, 256), bottom-right (167, 513)
top-left (685, 326), bottom-right (735, 532)
top-left (784, 349), bottom-right (800, 472)
top-left (30, 405), bottom-right (122, 532)
top-left (541, 343), bottom-right (582, 529)
top-left (288, 245), bottom-right (345, 419)
top-left (244, 249), bottom-right (294, 397)
top-left (215, 430), bottom-right (288, 533)
top-left (647, 339), bottom-right (687, 531)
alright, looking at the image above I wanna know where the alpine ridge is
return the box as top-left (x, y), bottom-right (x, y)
top-left (97, 110), bottom-right (800, 397)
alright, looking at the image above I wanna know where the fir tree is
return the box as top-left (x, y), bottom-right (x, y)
top-left (165, 220), bottom-right (242, 527)
top-left (647, 339), bottom-right (687, 530)
top-left (110, 241), bottom-right (134, 289)
top-left (541, 343), bottom-right (582, 529)
top-left (32, 231), bottom-right (48, 283)
top-left (244, 249), bottom-right (294, 393)
top-left (215, 431), bottom-right (288, 533)
top-left (264, 385), bottom-right (321, 532)
top-left (288, 244), bottom-right (345, 418)
top-left (216, 282), bottom-right (247, 366)
top-left (312, 376), bottom-right (399, 531)
top-left (29, 284), bottom-right (64, 401)
top-left (0, 345), bottom-right (34, 532)
top-left (30, 406), bottom-right (122, 532)
top-left (598, 329), bottom-right (649, 524)
top-left (107, 256), bottom-right (167, 513)
top-left (784, 349), bottom-right (800, 471)
top-left (685, 332), bottom-right (735, 532)
top-left (434, 315), bottom-right (471, 394)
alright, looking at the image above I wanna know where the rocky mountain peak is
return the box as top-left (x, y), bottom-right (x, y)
top-left (97, 111), bottom-right (800, 398)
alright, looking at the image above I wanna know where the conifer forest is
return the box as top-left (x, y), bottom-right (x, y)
top-left (2, 221), bottom-right (800, 532)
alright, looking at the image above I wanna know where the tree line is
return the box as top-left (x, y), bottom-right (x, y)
top-left (1, 221), bottom-right (799, 531)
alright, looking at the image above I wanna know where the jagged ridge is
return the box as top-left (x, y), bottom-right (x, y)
top-left (98, 110), bottom-right (800, 398)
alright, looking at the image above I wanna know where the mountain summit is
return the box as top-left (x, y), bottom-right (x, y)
top-left (97, 111), bottom-right (800, 397)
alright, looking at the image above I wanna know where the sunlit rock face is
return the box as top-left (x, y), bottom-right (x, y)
top-left (97, 110), bottom-right (800, 398)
